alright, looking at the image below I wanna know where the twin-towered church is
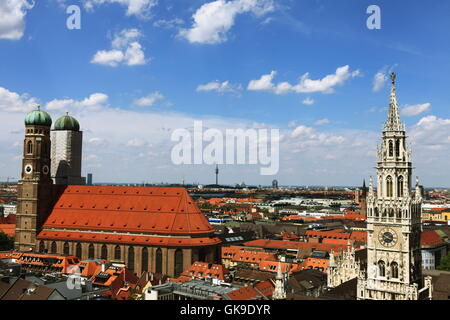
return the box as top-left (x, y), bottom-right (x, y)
top-left (14, 108), bottom-right (220, 277)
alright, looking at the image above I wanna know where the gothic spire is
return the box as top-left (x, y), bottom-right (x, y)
top-left (384, 72), bottom-right (404, 131)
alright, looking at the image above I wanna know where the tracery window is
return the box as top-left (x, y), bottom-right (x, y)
top-left (389, 140), bottom-right (394, 157)
top-left (397, 176), bottom-right (404, 197)
top-left (386, 176), bottom-right (393, 197)
top-left (378, 260), bottom-right (386, 277)
top-left (391, 262), bottom-right (399, 278)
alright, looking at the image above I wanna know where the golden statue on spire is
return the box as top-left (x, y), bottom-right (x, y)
top-left (391, 72), bottom-right (396, 84)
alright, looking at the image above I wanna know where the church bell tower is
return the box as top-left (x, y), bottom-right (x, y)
top-left (14, 106), bottom-right (54, 251)
top-left (357, 73), bottom-right (432, 300)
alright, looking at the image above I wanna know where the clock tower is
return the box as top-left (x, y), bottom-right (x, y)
top-left (357, 73), bottom-right (432, 300)
top-left (14, 106), bottom-right (54, 252)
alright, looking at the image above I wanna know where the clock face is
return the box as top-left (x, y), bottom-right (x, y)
top-left (42, 165), bottom-right (49, 175)
top-left (25, 164), bottom-right (33, 174)
top-left (378, 228), bottom-right (398, 247)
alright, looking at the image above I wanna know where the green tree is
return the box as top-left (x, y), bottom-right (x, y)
top-left (437, 251), bottom-right (450, 271)
top-left (0, 232), bottom-right (14, 251)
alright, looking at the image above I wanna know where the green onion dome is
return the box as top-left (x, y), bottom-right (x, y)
top-left (25, 105), bottom-right (52, 127)
top-left (54, 113), bottom-right (80, 131)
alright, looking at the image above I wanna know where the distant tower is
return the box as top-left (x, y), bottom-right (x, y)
top-left (215, 164), bottom-right (219, 185)
top-left (87, 173), bottom-right (93, 186)
top-left (272, 179), bottom-right (279, 189)
top-left (272, 261), bottom-right (287, 300)
top-left (51, 113), bottom-right (85, 185)
top-left (15, 106), bottom-right (54, 251)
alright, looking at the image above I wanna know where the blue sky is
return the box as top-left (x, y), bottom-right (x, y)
top-left (0, 0), bottom-right (449, 187)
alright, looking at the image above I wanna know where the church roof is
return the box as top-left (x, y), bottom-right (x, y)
top-left (38, 186), bottom-right (220, 246)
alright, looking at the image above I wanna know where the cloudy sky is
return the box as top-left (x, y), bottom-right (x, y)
top-left (0, 0), bottom-right (449, 187)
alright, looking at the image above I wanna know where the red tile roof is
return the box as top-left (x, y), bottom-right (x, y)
top-left (243, 239), bottom-right (349, 252)
top-left (421, 230), bottom-right (445, 247)
top-left (174, 261), bottom-right (229, 282)
top-left (0, 224), bottom-right (15, 237)
top-left (37, 186), bottom-right (220, 246)
top-left (38, 230), bottom-right (220, 247)
top-left (224, 280), bottom-right (274, 300)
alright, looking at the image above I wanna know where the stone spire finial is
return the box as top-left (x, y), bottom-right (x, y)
top-left (384, 72), bottom-right (403, 132)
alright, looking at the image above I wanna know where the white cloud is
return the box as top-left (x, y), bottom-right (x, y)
top-left (153, 18), bottom-right (184, 29)
top-left (83, 0), bottom-right (157, 19)
top-left (127, 138), bottom-right (147, 147)
top-left (91, 29), bottom-right (148, 67)
top-left (0, 87), bottom-right (38, 112)
top-left (302, 97), bottom-right (315, 105)
top-left (248, 66), bottom-right (360, 95)
top-left (196, 80), bottom-right (242, 95)
top-left (0, 0), bottom-right (34, 40)
top-left (179, 0), bottom-right (274, 44)
top-left (45, 93), bottom-right (109, 112)
top-left (400, 103), bottom-right (431, 117)
top-left (314, 118), bottom-right (330, 126)
top-left (372, 71), bottom-right (388, 92)
top-left (133, 92), bottom-right (164, 107)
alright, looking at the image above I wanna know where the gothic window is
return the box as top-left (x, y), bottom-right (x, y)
top-left (101, 244), bottom-right (108, 260)
top-left (76, 243), bottom-right (82, 258)
top-left (142, 247), bottom-right (149, 272)
top-left (128, 246), bottom-right (135, 271)
top-left (174, 249), bottom-right (184, 277)
top-left (378, 260), bottom-right (386, 277)
top-left (388, 140), bottom-right (393, 157)
top-left (51, 241), bottom-right (57, 254)
top-left (391, 262), bottom-right (399, 278)
top-left (374, 208), bottom-right (379, 217)
top-left (27, 140), bottom-right (33, 154)
top-left (397, 176), bottom-right (404, 197)
top-left (156, 248), bottom-right (163, 274)
top-left (386, 176), bottom-right (393, 197)
top-left (63, 242), bottom-right (69, 255)
top-left (115, 245), bottom-right (121, 260)
top-left (395, 140), bottom-right (400, 157)
top-left (88, 244), bottom-right (94, 259)
top-left (39, 241), bottom-right (45, 253)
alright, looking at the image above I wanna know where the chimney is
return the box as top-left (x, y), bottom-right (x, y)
top-left (101, 263), bottom-right (106, 272)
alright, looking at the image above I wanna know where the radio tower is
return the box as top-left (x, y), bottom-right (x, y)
top-left (215, 164), bottom-right (219, 186)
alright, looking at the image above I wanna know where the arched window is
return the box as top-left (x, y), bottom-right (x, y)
top-left (101, 244), bottom-right (108, 260)
top-left (388, 140), bottom-right (393, 157)
top-left (128, 247), bottom-right (135, 271)
top-left (39, 241), bottom-right (45, 253)
top-left (397, 176), bottom-right (404, 197)
top-left (391, 262), bottom-right (399, 278)
top-left (374, 208), bottom-right (379, 217)
top-left (27, 141), bottom-right (33, 154)
top-left (88, 244), bottom-right (94, 259)
top-left (115, 245), bottom-right (121, 260)
top-left (386, 176), bottom-right (393, 197)
top-left (63, 242), bottom-right (69, 255)
top-left (378, 260), bottom-right (386, 277)
top-left (395, 140), bottom-right (400, 158)
top-left (142, 247), bottom-right (149, 272)
top-left (156, 248), bottom-right (162, 274)
top-left (51, 241), bottom-right (57, 254)
top-left (76, 243), bottom-right (82, 258)
top-left (174, 249), bottom-right (184, 276)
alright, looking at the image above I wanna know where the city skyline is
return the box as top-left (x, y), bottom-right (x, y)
top-left (1, 1), bottom-right (450, 187)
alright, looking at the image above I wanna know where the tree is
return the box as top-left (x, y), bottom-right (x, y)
top-left (437, 251), bottom-right (450, 271)
top-left (0, 232), bottom-right (14, 251)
